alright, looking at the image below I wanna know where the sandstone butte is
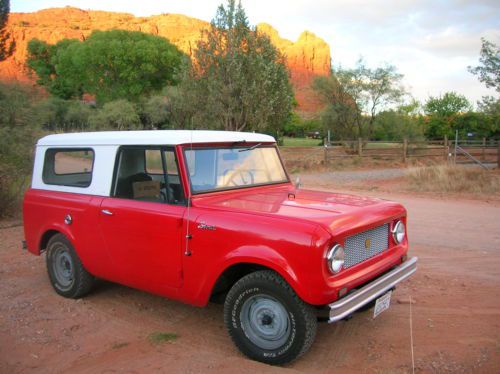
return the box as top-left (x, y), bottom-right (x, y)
top-left (0, 7), bottom-right (331, 113)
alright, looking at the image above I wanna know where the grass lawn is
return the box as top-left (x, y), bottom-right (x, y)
top-left (282, 137), bottom-right (322, 147)
top-left (363, 142), bottom-right (402, 149)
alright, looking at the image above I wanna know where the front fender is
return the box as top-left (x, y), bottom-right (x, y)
top-left (191, 245), bottom-right (312, 307)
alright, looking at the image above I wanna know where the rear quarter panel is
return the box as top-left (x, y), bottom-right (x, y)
top-left (23, 189), bottom-right (112, 278)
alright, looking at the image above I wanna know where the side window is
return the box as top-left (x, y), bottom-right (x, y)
top-left (113, 147), bottom-right (184, 205)
top-left (145, 150), bottom-right (163, 174)
top-left (163, 149), bottom-right (184, 205)
top-left (43, 148), bottom-right (94, 187)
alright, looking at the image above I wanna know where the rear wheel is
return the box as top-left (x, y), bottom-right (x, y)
top-left (46, 234), bottom-right (94, 298)
top-left (224, 270), bottom-right (317, 365)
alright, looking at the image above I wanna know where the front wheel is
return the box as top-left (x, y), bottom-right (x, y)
top-left (223, 270), bottom-right (317, 365)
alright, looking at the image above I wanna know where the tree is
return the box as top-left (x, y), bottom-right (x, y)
top-left (424, 92), bottom-right (471, 117)
top-left (313, 59), bottom-right (405, 140)
top-left (364, 63), bottom-right (405, 136)
top-left (424, 92), bottom-right (472, 138)
top-left (27, 30), bottom-right (186, 104)
top-left (89, 100), bottom-right (141, 130)
top-left (373, 99), bottom-right (425, 141)
top-left (141, 95), bottom-right (170, 129)
top-left (468, 38), bottom-right (500, 93)
top-left (0, 0), bottom-right (15, 61)
top-left (181, 0), bottom-right (293, 132)
top-left (313, 73), bottom-right (361, 140)
top-left (476, 96), bottom-right (500, 137)
top-left (27, 38), bottom-right (83, 99)
top-left (0, 83), bottom-right (40, 216)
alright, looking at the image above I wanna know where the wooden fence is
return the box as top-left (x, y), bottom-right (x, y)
top-left (322, 137), bottom-right (500, 167)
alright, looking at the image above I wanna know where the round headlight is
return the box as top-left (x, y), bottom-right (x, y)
top-left (327, 244), bottom-right (344, 274)
top-left (392, 220), bottom-right (406, 244)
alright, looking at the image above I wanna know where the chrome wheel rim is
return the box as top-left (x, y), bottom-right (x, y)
top-left (240, 295), bottom-right (291, 350)
top-left (51, 244), bottom-right (74, 290)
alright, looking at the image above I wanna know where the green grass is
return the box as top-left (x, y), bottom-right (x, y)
top-left (282, 137), bottom-right (322, 147)
top-left (148, 332), bottom-right (178, 344)
top-left (363, 142), bottom-right (401, 149)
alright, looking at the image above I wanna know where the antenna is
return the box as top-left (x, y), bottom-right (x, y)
top-left (184, 119), bottom-right (194, 256)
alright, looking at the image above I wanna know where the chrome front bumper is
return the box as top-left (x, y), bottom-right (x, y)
top-left (328, 256), bottom-right (418, 323)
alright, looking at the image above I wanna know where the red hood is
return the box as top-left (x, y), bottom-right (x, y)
top-left (192, 185), bottom-right (406, 237)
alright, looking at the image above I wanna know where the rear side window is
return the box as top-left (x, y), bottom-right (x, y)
top-left (43, 148), bottom-right (94, 187)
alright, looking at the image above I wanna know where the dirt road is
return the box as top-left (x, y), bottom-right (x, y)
top-left (1, 190), bottom-right (499, 373)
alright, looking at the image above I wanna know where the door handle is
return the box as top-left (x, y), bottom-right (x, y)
top-left (101, 209), bottom-right (113, 216)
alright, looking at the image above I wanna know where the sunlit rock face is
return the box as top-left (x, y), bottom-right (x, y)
top-left (0, 7), bottom-right (331, 113)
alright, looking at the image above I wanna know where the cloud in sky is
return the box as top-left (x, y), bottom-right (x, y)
top-left (11, 0), bottom-right (500, 105)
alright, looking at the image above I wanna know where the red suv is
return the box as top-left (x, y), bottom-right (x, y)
top-left (23, 130), bottom-right (417, 364)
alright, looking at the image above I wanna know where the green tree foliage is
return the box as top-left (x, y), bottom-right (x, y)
top-left (373, 99), bottom-right (425, 141)
top-left (162, 85), bottom-right (198, 129)
top-left (468, 38), bottom-right (500, 93)
top-left (282, 113), bottom-right (321, 138)
top-left (424, 92), bottom-right (472, 138)
top-left (89, 100), bottom-right (141, 130)
top-left (27, 38), bottom-right (83, 99)
top-left (313, 59), bottom-right (405, 140)
top-left (141, 95), bottom-right (170, 129)
top-left (313, 74), bottom-right (361, 140)
top-left (477, 95), bottom-right (500, 118)
top-left (453, 112), bottom-right (497, 138)
top-left (424, 92), bottom-right (471, 117)
top-left (0, 83), bottom-right (40, 216)
top-left (468, 38), bottom-right (500, 135)
top-left (181, 0), bottom-right (293, 131)
top-left (27, 30), bottom-right (186, 104)
top-left (0, 0), bottom-right (15, 61)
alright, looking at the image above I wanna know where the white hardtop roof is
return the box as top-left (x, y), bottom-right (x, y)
top-left (37, 130), bottom-right (275, 146)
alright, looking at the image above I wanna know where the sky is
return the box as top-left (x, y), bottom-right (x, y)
top-left (11, 0), bottom-right (500, 107)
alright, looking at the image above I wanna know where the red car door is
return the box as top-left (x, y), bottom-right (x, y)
top-left (98, 198), bottom-right (185, 292)
top-left (97, 146), bottom-right (186, 294)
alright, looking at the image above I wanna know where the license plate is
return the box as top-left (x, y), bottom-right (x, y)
top-left (373, 290), bottom-right (392, 318)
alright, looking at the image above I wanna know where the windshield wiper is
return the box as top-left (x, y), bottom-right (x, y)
top-left (238, 143), bottom-right (262, 152)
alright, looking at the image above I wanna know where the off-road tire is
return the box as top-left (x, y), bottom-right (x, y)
top-left (46, 233), bottom-right (94, 298)
top-left (224, 270), bottom-right (317, 365)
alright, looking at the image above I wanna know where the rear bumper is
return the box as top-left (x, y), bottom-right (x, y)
top-left (328, 256), bottom-right (418, 323)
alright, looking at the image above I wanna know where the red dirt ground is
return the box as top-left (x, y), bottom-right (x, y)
top-left (1, 186), bottom-right (499, 373)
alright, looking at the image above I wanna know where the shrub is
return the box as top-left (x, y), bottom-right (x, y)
top-left (0, 83), bottom-right (41, 217)
top-left (89, 99), bottom-right (141, 130)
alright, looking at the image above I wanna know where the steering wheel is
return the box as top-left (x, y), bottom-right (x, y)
top-left (223, 169), bottom-right (255, 187)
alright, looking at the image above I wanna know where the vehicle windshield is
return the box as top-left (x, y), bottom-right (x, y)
top-left (184, 146), bottom-right (288, 194)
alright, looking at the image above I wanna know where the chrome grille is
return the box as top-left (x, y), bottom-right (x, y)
top-left (344, 224), bottom-right (389, 269)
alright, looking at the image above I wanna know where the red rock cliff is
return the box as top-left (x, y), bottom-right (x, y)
top-left (0, 7), bottom-right (330, 113)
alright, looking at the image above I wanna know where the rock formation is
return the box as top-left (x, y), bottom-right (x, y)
top-left (0, 7), bottom-right (331, 113)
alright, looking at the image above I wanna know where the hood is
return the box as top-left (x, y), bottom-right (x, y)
top-left (192, 185), bottom-right (406, 236)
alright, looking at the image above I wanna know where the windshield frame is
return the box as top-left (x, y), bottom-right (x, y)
top-left (182, 144), bottom-right (290, 195)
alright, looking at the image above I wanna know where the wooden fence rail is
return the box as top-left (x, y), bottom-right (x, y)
top-left (321, 137), bottom-right (500, 167)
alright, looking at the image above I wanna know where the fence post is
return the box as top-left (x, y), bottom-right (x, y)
top-left (444, 135), bottom-right (448, 161)
top-left (403, 138), bottom-right (408, 163)
top-left (324, 145), bottom-right (329, 166)
top-left (497, 141), bottom-right (500, 169)
top-left (482, 137), bottom-right (486, 162)
top-left (358, 138), bottom-right (363, 157)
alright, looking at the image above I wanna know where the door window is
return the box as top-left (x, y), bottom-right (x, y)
top-left (113, 147), bottom-right (185, 205)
